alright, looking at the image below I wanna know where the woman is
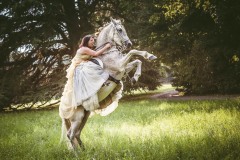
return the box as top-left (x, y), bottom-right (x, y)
top-left (59, 35), bottom-right (111, 119)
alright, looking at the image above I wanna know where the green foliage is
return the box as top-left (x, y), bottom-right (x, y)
top-left (1, 0), bottom-right (240, 109)
top-left (145, 0), bottom-right (240, 94)
top-left (1, 98), bottom-right (240, 159)
top-left (0, 0), bottom-right (162, 109)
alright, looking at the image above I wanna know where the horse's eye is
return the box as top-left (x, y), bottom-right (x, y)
top-left (118, 28), bottom-right (122, 32)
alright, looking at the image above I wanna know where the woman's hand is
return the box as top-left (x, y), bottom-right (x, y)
top-left (105, 43), bottom-right (111, 49)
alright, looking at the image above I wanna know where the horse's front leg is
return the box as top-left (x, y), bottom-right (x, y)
top-left (125, 60), bottom-right (142, 84)
top-left (121, 49), bottom-right (157, 67)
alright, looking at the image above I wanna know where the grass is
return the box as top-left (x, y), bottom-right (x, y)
top-left (128, 84), bottom-right (175, 95)
top-left (124, 83), bottom-right (175, 99)
top-left (0, 97), bottom-right (240, 160)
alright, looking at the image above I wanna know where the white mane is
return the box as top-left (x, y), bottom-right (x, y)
top-left (96, 23), bottom-right (113, 47)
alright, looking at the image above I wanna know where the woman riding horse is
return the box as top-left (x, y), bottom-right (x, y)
top-left (59, 18), bottom-right (157, 152)
top-left (59, 35), bottom-right (111, 119)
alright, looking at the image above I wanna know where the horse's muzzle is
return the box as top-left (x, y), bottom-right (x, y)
top-left (125, 40), bottom-right (132, 48)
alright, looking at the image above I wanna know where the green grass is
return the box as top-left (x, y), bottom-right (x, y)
top-left (124, 84), bottom-right (175, 99)
top-left (128, 84), bottom-right (175, 95)
top-left (1, 98), bottom-right (240, 160)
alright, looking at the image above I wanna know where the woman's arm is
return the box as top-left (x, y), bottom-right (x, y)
top-left (82, 43), bottom-right (111, 56)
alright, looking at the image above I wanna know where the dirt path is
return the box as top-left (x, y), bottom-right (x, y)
top-left (150, 89), bottom-right (240, 100)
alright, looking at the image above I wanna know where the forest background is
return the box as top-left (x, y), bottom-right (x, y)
top-left (0, 0), bottom-right (240, 111)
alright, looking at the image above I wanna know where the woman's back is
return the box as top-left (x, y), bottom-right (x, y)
top-left (75, 48), bottom-right (93, 62)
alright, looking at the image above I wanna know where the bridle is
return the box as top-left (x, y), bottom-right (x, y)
top-left (112, 23), bottom-right (130, 45)
top-left (95, 22), bottom-right (130, 52)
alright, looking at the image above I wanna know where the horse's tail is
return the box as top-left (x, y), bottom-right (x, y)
top-left (60, 118), bottom-right (71, 144)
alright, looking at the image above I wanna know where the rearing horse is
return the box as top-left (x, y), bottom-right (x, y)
top-left (60, 18), bottom-right (157, 152)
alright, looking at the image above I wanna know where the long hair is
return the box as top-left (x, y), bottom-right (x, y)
top-left (79, 35), bottom-right (94, 48)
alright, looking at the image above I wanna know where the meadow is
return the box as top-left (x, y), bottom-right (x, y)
top-left (0, 97), bottom-right (240, 160)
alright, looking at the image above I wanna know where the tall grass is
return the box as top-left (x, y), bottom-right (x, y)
top-left (0, 98), bottom-right (240, 160)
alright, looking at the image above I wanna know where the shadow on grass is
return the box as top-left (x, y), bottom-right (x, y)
top-left (1, 98), bottom-right (240, 159)
top-left (104, 98), bottom-right (240, 126)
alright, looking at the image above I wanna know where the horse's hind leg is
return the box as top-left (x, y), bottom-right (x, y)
top-left (60, 118), bottom-right (71, 143)
top-left (75, 110), bottom-right (91, 150)
top-left (68, 107), bottom-right (85, 150)
top-left (60, 118), bottom-right (74, 149)
top-left (68, 122), bottom-right (81, 150)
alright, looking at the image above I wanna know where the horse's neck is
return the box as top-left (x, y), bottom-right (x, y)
top-left (96, 24), bottom-right (112, 47)
top-left (96, 24), bottom-right (125, 79)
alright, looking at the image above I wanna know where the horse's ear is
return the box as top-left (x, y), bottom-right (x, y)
top-left (98, 27), bottom-right (103, 32)
top-left (110, 17), bottom-right (117, 25)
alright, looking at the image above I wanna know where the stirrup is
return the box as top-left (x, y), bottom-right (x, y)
top-left (108, 76), bottom-right (120, 84)
top-left (102, 81), bottom-right (110, 87)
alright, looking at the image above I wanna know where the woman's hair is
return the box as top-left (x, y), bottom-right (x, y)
top-left (79, 34), bottom-right (94, 48)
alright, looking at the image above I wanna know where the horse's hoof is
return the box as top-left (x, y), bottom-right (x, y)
top-left (149, 55), bottom-right (157, 60)
top-left (131, 78), bottom-right (137, 84)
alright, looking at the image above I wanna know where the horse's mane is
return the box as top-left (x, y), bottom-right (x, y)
top-left (97, 22), bottom-right (110, 32)
top-left (96, 23), bottom-right (112, 47)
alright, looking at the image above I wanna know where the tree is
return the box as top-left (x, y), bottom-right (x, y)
top-left (144, 0), bottom-right (240, 94)
top-left (0, 0), bottom-right (104, 110)
top-left (0, 0), bottom-right (162, 110)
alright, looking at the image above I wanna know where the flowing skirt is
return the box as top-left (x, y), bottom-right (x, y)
top-left (59, 61), bottom-right (108, 119)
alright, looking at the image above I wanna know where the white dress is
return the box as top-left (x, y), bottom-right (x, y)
top-left (59, 49), bottom-right (109, 119)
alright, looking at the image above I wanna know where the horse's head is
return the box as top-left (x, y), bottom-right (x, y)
top-left (109, 18), bottom-right (132, 49)
top-left (96, 18), bottom-right (132, 51)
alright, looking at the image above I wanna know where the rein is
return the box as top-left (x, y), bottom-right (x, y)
top-left (95, 42), bottom-right (125, 53)
top-left (95, 22), bottom-right (128, 53)
top-left (95, 42), bottom-right (110, 51)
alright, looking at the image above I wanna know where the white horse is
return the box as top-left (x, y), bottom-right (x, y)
top-left (60, 18), bottom-right (157, 152)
